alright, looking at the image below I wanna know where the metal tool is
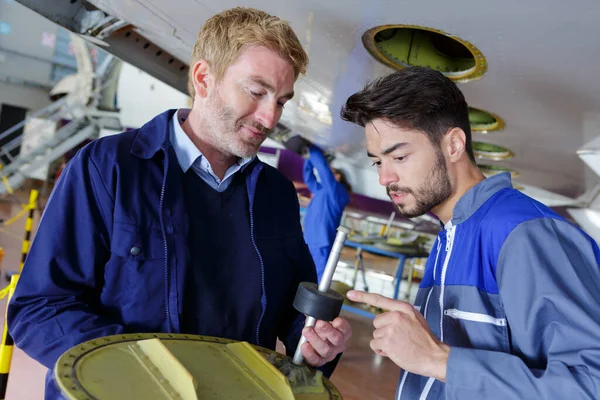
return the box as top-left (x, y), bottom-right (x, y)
top-left (292, 226), bottom-right (350, 365)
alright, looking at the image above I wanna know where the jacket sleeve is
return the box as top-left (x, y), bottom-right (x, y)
top-left (303, 158), bottom-right (321, 194)
top-left (445, 217), bottom-right (600, 399)
top-left (306, 145), bottom-right (338, 192)
top-left (7, 148), bottom-right (126, 369)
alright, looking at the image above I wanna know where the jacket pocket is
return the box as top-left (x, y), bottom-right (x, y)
top-left (443, 307), bottom-right (510, 352)
top-left (444, 308), bottom-right (507, 326)
top-left (103, 222), bottom-right (166, 326)
top-left (110, 222), bottom-right (165, 261)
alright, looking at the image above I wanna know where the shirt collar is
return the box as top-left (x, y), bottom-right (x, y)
top-left (170, 109), bottom-right (200, 173)
top-left (170, 108), bottom-right (255, 173)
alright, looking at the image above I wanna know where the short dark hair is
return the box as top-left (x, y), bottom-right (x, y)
top-left (340, 66), bottom-right (474, 162)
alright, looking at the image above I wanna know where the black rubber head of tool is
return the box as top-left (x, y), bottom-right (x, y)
top-left (293, 282), bottom-right (344, 321)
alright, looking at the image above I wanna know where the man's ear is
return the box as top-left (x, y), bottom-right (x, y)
top-left (446, 127), bottom-right (467, 163)
top-left (191, 60), bottom-right (211, 99)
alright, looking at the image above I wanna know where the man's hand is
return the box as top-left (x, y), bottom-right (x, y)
top-left (301, 317), bottom-right (352, 367)
top-left (347, 290), bottom-right (450, 382)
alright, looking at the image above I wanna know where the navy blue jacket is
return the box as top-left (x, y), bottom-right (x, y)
top-left (7, 110), bottom-right (323, 395)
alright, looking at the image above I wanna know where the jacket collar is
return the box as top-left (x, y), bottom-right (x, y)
top-left (130, 109), bottom-right (177, 159)
top-left (451, 172), bottom-right (513, 225)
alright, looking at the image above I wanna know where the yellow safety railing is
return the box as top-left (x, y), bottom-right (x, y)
top-left (0, 275), bottom-right (18, 399)
top-left (1, 208), bottom-right (26, 228)
top-left (0, 164), bottom-right (14, 198)
top-left (0, 189), bottom-right (38, 399)
top-left (1, 163), bottom-right (30, 239)
top-left (18, 190), bottom-right (38, 272)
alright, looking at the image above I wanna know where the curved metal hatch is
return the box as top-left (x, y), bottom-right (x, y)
top-left (469, 107), bottom-right (505, 133)
top-left (478, 164), bottom-right (520, 178)
top-left (362, 25), bottom-right (487, 82)
top-left (472, 141), bottom-right (514, 160)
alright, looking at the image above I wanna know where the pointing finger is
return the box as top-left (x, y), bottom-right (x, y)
top-left (347, 290), bottom-right (410, 312)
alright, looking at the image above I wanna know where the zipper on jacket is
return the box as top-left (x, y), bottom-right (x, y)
top-left (444, 309), bottom-right (507, 326)
top-left (250, 204), bottom-right (267, 346)
top-left (419, 380), bottom-right (435, 400)
top-left (160, 149), bottom-right (173, 332)
top-left (413, 223), bottom-right (456, 400)
top-left (432, 238), bottom-right (442, 280)
top-left (418, 274), bottom-right (443, 400)
top-left (397, 234), bottom-right (442, 400)
top-left (439, 222), bottom-right (456, 342)
top-left (246, 166), bottom-right (266, 347)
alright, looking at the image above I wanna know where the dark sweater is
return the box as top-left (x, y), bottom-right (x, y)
top-left (181, 170), bottom-right (262, 342)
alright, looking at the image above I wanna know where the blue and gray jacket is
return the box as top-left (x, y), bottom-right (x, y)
top-left (398, 172), bottom-right (600, 399)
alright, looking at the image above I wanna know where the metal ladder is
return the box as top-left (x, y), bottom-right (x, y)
top-left (0, 52), bottom-right (122, 196)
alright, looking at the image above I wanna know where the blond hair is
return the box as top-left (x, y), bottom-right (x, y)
top-left (187, 7), bottom-right (309, 97)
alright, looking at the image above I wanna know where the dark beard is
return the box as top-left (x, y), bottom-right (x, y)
top-left (387, 150), bottom-right (452, 218)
